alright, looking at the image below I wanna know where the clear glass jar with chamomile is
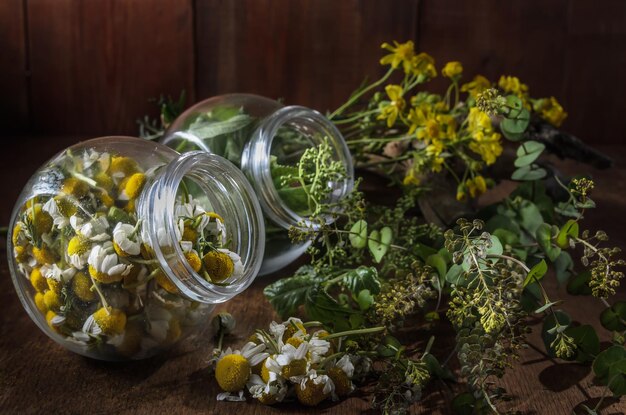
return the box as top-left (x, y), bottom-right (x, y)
top-left (8, 136), bottom-right (264, 360)
top-left (161, 94), bottom-right (354, 275)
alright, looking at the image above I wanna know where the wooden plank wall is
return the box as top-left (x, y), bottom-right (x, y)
top-left (1, 0), bottom-right (625, 143)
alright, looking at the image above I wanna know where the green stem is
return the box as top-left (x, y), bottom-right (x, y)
top-left (323, 326), bottom-right (385, 341)
top-left (356, 154), bottom-right (412, 169)
top-left (329, 68), bottom-right (394, 120)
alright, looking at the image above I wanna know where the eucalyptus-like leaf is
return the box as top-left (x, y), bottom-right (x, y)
top-left (368, 227), bottom-right (392, 263)
top-left (348, 219), bottom-right (368, 248)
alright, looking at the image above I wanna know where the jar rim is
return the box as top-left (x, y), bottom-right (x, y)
top-left (139, 150), bottom-right (265, 303)
top-left (242, 105), bottom-right (355, 230)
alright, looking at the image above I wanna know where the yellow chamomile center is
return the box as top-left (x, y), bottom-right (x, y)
top-left (72, 272), bottom-right (96, 302)
top-left (184, 251), bottom-right (202, 272)
top-left (62, 177), bottom-right (90, 198)
top-left (296, 379), bottom-right (329, 406)
top-left (93, 307), bottom-right (127, 336)
top-left (27, 203), bottom-right (53, 235)
top-left (328, 367), bottom-right (352, 397)
top-left (202, 251), bottom-right (234, 282)
top-left (67, 235), bottom-right (90, 257)
top-left (215, 354), bottom-right (251, 392)
top-left (124, 173), bottom-right (146, 199)
top-left (282, 358), bottom-right (307, 378)
top-left (29, 267), bottom-right (48, 292)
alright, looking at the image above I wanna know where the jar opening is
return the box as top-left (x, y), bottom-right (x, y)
top-left (140, 151), bottom-right (265, 303)
top-left (242, 106), bottom-right (354, 230)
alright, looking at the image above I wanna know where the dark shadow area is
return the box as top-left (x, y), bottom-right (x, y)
top-left (538, 363), bottom-right (590, 392)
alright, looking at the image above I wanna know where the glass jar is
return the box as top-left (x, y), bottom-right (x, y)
top-left (8, 136), bottom-right (264, 360)
top-left (162, 94), bottom-right (354, 275)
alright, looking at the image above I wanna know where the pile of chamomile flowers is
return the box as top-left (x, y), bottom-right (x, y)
top-left (11, 147), bottom-right (243, 358)
top-left (212, 316), bottom-right (370, 406)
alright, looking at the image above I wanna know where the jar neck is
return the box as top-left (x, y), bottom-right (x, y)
top-left (138, 151), bottom-right (265, 304)
top-left (241, 106), bottom-right (354, 230)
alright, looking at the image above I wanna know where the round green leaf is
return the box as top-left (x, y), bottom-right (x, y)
top-left (600, 301), bottom-right (626, 331)
top-left (348, 219), bottom-right (368, 248)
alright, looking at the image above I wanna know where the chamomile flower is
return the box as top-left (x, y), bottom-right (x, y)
top-left (307, 333), bottom-right (331, 364)
top-left (206, 212), bottom-right (227, 245)
top-left (42, 197), bottom-right (71, 229)
top-left (202, 249), bottom-right (243, 283)
top-left (70, 215), bottom-right (110, 241)
top-left (247, 374), bottom-right (288, 405)
top-left (112, 222), bottom-right (141, 257)
top-left (67, 235), bottom-right (91, 268)
top-left (215, 342), bottom-right (269, 394)
top-left (295, 370), bottom-right (335, 406)
top-left (88, 243), bottom-right (132, 283)
top-left (40, 263), bottom-right (77, 283)
top-left (275, 342), bottom-right (309, 379)
top-left (327, 355), bottom-right (355, 397)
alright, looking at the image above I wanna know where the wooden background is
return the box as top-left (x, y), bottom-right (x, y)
top-left (1, 0), bottom-right (625, 144)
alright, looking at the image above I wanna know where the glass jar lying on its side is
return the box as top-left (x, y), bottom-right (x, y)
top-left (161, 94), bottom-right (354, 275)
top-left (8, 136), bottom-right (264, 360)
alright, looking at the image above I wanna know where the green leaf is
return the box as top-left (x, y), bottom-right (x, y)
top-left (423, 353), bottom-right (455, 381)
top-left (304, 285), bottom-right (354, 328)
top-left (502, 107), bottom-right (530, 134)
top-left (487, 235), bottom-right (503, 257)
top-left (492, 228), bottom-right (519, 247)
top-left (426, 254), bottom-right (447, 280)
top-left (263, 265), bottom-right (322, 318)
top-left (356, 289), bottom-right (374, 310)
top-left (565, 325), bottom-right (599, 363)
top-left (486, 213), bottom-right (521, 234)
top-left (342, 266), bottom-right (381, 295)
top-left (523, 259), bottom-right (548, 287)
top-left (188, 113), bottom-right (253, 139)
top-left (536, 223), bottom-right (562, 261)
top-left (368, 227), bottom-right (393, 263)
top-left (600, 301), bottom-right (626, 331)
top-left (348, 220), bottom-right (368, 249)
top-left (512, 165), bottom-right (547, 181)
top-left (554, 251), bottom-right (574, 285)
top-left (593, 345), bottom-right (626, 396)
top-left (519, 200), bottom-right (544, 234)
top-left (556, 219), bottom-right (579, 249)
top-left (515, 141), bottom-right (546, 167)
top-left (445, 264), bottom-right (466, 286)
top-left (542, 310), bottom-right (572, 356)
top-left (567, 271), bottom-right (593, 296)
top-left (377, 335), bottom-right (402, 357)
top-left (451, 392), bottom-right (478, 415)
top-left (535, 300), bottom-right (561, 314)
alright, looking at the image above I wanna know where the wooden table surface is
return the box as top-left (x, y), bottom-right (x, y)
top-left (1, 137), bottom-right (626, 414)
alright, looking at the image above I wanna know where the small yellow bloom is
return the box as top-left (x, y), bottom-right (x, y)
top-left (377, 84), bottom-right (406, 128)
top-left (442, 61), bottom-right (463, 79)
top-left (124, 173), bottom-right (146, 199)
top-left (62, 177), bottom-right (90, 198)
top-left (469, 131), bottom-right (503, 166)
top-left (45, 310), bottom-right (60, 332)
top-left (203, 251), bottom-right (235, 283)
top-left (533, 96), bottom-right (567, 127)
top-left (410, 52), bottom-right (437, 79)
top-left (93, 307), bottom-right (127, 336)
top-left (380, 40), bottom-right (415, 74)
top-left (30, 267), bottom-right (48, 293)
top-left (215, 354), bottom-right (251, 392)
top-left (403, 170), bottom-right (421, 187)
top-left (464, 176), bottom-right (488, 199)
top-left (461, 75), bottom-right (491, 98)
top-left (498, 75), bottom-right (530, 107)
top-left (67, 235), bottom-right (90, 257)
top-left (72, 272), bottom-right (96, 302)
top-left (181, 224), bottom-right (198, 242)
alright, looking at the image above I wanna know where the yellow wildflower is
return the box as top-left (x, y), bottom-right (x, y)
top-left (461, 75), bottom-right (491, 98)
top-left (216, 354), bottom-right (251, 392)
top-left (533, 96), bottom-right (567, 127)
top-left (403, 169), bottom-right (420, 187)
top-left (442, 61), bottom-right (463, 79)
top-left (469, 130), bottom-right (503, 166)
top-left (30, 267), bottom-right (48, 293)
top-left (426, 140), bottom-right (445, 172)
top-left (467, 175), bottom-right (488, 198)
top-left (468, 107), bottom-right (492, 132)
top-left (380, 40), bottom-right (415, 73)
top-left (498, 75), bottom-right (529, 106)
top-left (377, 84), bottom-right (406, 127)
top-left (93, 307), bottom-right (127, 336)
top-left (46, 277), bottom-right (62, 293)
top-left (410, 52), bottom-right (437, 79)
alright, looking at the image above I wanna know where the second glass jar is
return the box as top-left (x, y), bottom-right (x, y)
top-left (162, 94), bottom-right (354, 275)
